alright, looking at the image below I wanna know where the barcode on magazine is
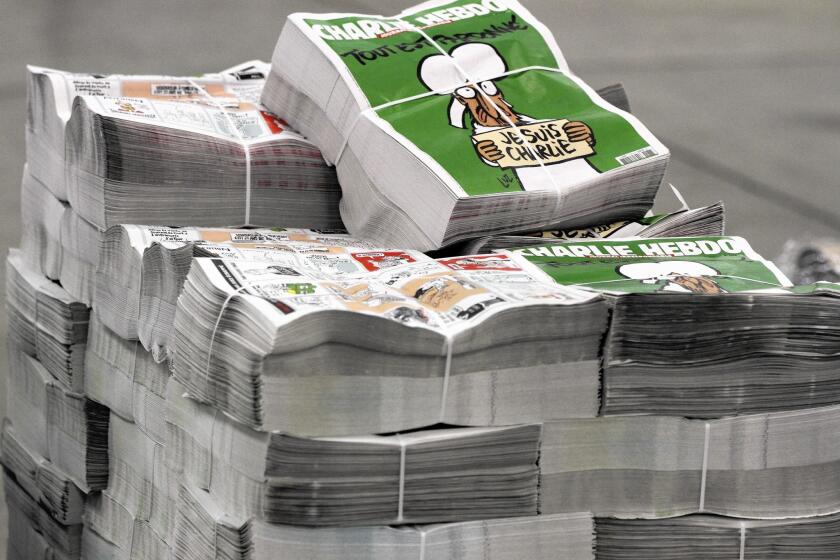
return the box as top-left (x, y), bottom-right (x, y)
top-left (616, 147), bottom-right (658, 166)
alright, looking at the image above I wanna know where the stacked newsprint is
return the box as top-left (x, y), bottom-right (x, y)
top-left (6, 1), bottom-right (840, 560)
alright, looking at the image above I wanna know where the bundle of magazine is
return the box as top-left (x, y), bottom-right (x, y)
top-left (166, 378), bottom-right (541, 526)
top-left (21, 163), bottom-right (110, 305)
top-left (20, 166), bottom-right (64, 281)
top-left (80, 521), bottom-right (169, 560)
top-left (27, 61), bottom-right (266, 199)
top-left (249, 511), bottom-right (596, 560)
top-left (1, 422), bottom-right (85, 526)
top-left (262, 0), bottom-right (669, 250)
top-left (7, 347), bottom-right (109, 493)
top-left (171, 251), bottom-right (607, 435)
top-left (164, 373), bottom-right (840, 525)
top-left (95, 225), bottom-right (381, 361)
top-left (79, 373), bottom-right (596, 558)
top-left (506, 235), bottom-right (840, 416)
top-left (172, 482), bottom-right (595, 560)
top-left (4, 471), bottom-right (82, 560)
top-left (464, 197), bottom-right (724, 253)
top-left (596, 513), bottom-right (840, 559)
top-left (540, 405), bottom-right (840, 518)
top-left (84, 313), bottom-right (169, 443)
top-left (29, 61), bottom-right (342, 230)
top-left (6, 249), bottom-right (89, 391)
top-left (82, 413), bottom-right (171, 559)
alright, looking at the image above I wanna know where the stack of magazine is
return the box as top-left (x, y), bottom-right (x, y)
top-left (540, 405), bottom-right (840, 518)
top-left (464, 196), bottom-right (724, 253)
top-left (6, 347), bottom-right (109, 494)
top-left (261, 0), bottom-right (669, 250)
top-left (7, 249), bottom-right (89, 391)
top-left (23, 60), bottom-right (341, 304)
top-left (596, 514), bottom-right (840, 559)
top-left (507, 236), bottom-right (840, 416)
top-left (8, 1), bottom-right (840, 559)
top-left (29, 61), bottom-right (341, 230)
top-left (170, 252), bottom-right (607, 434)
top-left (94, 225), bottom-right (381, 361)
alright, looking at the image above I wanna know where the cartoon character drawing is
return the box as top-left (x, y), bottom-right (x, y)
top-left (412, 275), bottom-right (482, 310)
top-left (386, 306), bottom-right (431, 325)
top-left (418, 42), bottom-right (598, 191)
top-left (353, 251), bottom-right (416, 272)
top-left (617, 261), bottom-right (727, 294)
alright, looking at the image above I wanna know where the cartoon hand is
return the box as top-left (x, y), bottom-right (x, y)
top-left (564, 121), bottom-right (595, 147)
top-left (475, 139), bottom-right (504, 163)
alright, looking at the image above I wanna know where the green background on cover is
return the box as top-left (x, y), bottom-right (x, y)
top-left (516, 237), bottom-right (786, 293)
top-left (792, 282), bottom-right (840, 294)
top-left (305, 0), bottom-right (655, 196)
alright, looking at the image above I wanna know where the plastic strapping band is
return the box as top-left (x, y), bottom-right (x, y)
top-left (134, 239), bottom-right (148, 355)
top-left (207, 408), bottom-right (219, 491)
top-left (34, 456), bottom-right (48, 499)
top-left (418, 528), bottom-right (427, 560)
top-left (213, 518), bottom-right (220, 560)
top-left (396, 434), bottom-right (407, 523)
top-left (439, 335), bottom-right (454, 422)
top-left (739, 521), bottom-right (747, 560)
top-left (148, 442), bottom-right (159, 523)
top-left (376, 434), bottom-right (409, 523)
top-left (699, 421), bottom-right (710, 512)
top-left (33, 294), bottom-right (42, 358)
top-left (187, 79), bottom-right (253, 226)
top-left (128, 517), bottom-right (138, 558)
top-left (128, 338), bottom-right (140, 422)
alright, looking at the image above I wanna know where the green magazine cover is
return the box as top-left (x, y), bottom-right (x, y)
top-left (505, 236), bottom-right (793, 294)
top-left (290, 0), bottom-right (668, 196)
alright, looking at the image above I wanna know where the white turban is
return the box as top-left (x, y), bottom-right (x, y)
top-left (618, 261), bottom-right (720, 282)
top-left (418, 43), bottom-right (507, 127)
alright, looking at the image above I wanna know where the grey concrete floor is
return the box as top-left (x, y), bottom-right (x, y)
top-left (1, 0), bottom-right (839, 555)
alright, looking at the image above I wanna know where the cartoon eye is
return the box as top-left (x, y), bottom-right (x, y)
top-left (455, 86), bottom-right (476, 99)
top-left (479, 81), bottom-right (498, 95)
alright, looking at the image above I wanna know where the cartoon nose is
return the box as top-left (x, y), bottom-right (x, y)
top-left (477, 92), bottom-right (502, 119)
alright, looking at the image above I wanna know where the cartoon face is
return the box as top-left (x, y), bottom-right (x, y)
top-left (413, 278), bottom-right (449, 300)
top-left (418, 41), bottom-right (595, 163)
top-left (412, 276), bottom-right (477, 308)
top-left (617, 261), bottom-right (727, 294)
top-left (453, 81), bottom-right (520, 128)
top-left (419, 42), bottom-right (508, 128)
